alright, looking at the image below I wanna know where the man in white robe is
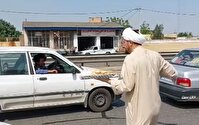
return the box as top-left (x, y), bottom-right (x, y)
top-left (98, 28), bottom-right (177, 125)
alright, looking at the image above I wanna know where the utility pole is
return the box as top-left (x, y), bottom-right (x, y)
top-left (177, 0), bottom-right (181, 34)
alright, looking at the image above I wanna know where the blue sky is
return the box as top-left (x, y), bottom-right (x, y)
top-left (0, 0), bottom-right (198, 35)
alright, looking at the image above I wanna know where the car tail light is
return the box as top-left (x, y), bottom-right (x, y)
top-left (176, 77), bottom-right (191, 87)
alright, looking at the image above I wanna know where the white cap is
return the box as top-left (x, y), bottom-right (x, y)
top-left (122, 27), bottom-right (146, 45)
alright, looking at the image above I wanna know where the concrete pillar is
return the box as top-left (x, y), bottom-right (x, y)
top-left (96, 36), bottom-right (101, 48)
top-left (114, 36), bottom-right (119, 47)
top-left (73, 33), bottom-right (78, 50)
top-left (49, 31), bottom-right (54, 49)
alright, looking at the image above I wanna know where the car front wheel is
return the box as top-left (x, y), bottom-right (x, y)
top-left (88, 88), bottom-right (112, 112)
top-left (105, 52), bottom-right (111, 54)
top-left (85, 53), bottom-right (90, 55)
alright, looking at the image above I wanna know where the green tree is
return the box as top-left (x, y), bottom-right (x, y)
top-left (106, 17), bottom-right (131, 28)
top-left (0, 19), bottom-right (21, 39)
top-left (188, 32), bottom-right (193, 38)
top-left (152, 24), bottom-right (164, 39)
top-left (140, 21), bottom-right (152, 34)
top-left (177, 32), bottom-right (193, 38)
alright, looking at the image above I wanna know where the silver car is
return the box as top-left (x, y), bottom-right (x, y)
top-left (160, 48), bottom-right (199, 102)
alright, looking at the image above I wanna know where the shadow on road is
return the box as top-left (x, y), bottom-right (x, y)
top-left (0, 105), bottom-right (86, 121)
top-left (157, 122), bottom-right (177, 125)
top-left (43, 112), bottom-right (125, 125)
top-left (0, 99), bottom-right (125, 122)
top-left (112, 99), bottom-right (125, 107)
top-left (161, 95), bottom-right (199, 109)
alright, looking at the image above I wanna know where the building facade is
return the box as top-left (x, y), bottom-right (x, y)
top-left (22, 19), bottom-right (124, 51)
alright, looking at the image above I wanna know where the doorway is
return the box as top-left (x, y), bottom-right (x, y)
top-left (100, 37), bottom-right (113, 49)
top-left (78, 37), bottom-right (96, 51)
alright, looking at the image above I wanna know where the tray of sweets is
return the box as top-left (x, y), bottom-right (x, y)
top-left (81, 70), bottom-right (118, 79)
top-left (81, 74), bottom-right (117, 79)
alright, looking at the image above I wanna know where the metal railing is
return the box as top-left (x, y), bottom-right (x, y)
top-left (65, 51), bottom-right (179, 67)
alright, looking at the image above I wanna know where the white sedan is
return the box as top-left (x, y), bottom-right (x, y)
top-left (0, 47), bottom-right (120, 112)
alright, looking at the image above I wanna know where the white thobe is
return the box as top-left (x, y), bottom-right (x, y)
top-left (111, 46), bottom-right (177, 125)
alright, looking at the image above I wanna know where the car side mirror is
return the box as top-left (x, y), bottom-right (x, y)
top-left (72, 67), bottom-right (77, 74)
top-left (71, 67), bottom-right (77, 80)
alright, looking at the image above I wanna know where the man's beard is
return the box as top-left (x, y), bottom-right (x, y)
top-left (125, 49), bottom-right (130, 54)
top-left (124, 48), bottom-right (131, 54)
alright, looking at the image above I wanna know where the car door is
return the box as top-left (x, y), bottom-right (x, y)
top-left (0, 52), bottom-right (34, 110)
top-left (30, 52), bottom-right (85, 107)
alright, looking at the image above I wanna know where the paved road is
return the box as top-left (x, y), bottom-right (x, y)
top-left (1, 96), bottom-right (199, 125)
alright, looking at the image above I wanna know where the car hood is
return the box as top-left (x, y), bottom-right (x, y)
top-left (80, 66), bottom-right (97, 74)
top-left (80, 66), bottom-right (113, 88)
top-left (173, 64), bottom-right (198, 72)
top-left (80, 66), bottom-right (117, 79)
top-left (160, 63), bottom-right (199, 83)
top-left (160, 63), bottom-right (199, 88)
top-left (0, 122), bottom-right (10, 125)
top-left (173, 64), bottom-right (199, 78)
top-left (79, 50), bottom-right (91, 53)
top-left (80, 50), bottom-right (89, 52)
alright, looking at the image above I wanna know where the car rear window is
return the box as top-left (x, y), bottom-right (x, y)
top-left (171, 50), bottom-right (199, 68)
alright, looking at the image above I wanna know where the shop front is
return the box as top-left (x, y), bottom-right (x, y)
top-left (23, 21), bottom-right (123, 52)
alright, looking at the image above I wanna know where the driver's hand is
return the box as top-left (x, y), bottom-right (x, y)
top-left (48, 69), bottom-right (58, 74)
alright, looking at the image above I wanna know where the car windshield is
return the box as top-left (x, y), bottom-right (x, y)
top-left (171, 50), bottom-right (199, 68)
top-left (87, 46), bottom-right (94, 50)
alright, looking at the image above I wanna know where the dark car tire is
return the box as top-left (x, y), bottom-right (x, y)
top-left (85, 53), bottom-right (90, 55)
top-left (105, 52), bottom-right (111, 55)
top-left (88, 88), bottom-right (112, 112)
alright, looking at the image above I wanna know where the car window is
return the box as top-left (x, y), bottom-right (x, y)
top-left (0, 53), bottom-right (28, 75)
top-left (31, 53), bottom-right (80, 74)
top-left (171, 50), bottom-right (199, 68)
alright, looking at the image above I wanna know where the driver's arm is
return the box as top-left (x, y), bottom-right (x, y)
top-left (48, 69), bottom-right (58, 74)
